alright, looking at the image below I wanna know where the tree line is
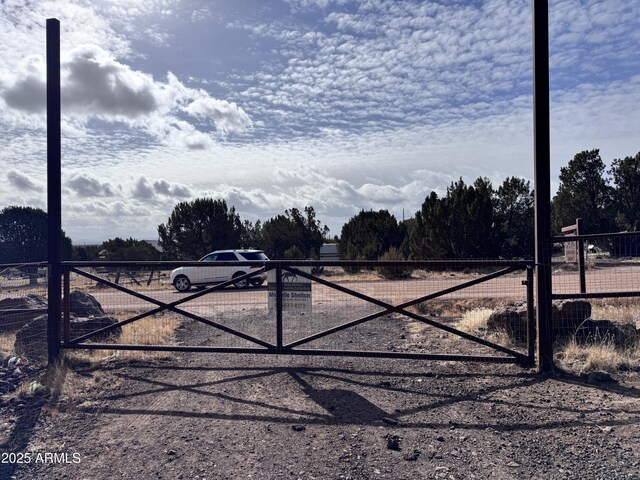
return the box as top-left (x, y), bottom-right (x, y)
top-left (340, 176), bottom-right (534, 261)
top-left (157, 202), bottom-right (329, 260)
top-left (1, 148), bottom-right (638, 265)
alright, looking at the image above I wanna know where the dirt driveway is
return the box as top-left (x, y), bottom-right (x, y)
top-left (4, 315), bottom-right (640, 480)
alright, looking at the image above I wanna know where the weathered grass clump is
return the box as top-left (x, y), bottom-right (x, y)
top-left (454, 300), bottom-right (640, 373)
top-left (458, 307), bottom-right (515, 348)
top-left (590, 298), bottom-right (640, 323)
top-left (415, 298), bottom-right (508, 318)
top-left (66, 314), bottom-right (181, 362)
top-left (557, 339), bottom-right (639, 374)
top-left (0, 333), bottom-right (16, 357)
top-left (458, 308), bottom-right (493, 335)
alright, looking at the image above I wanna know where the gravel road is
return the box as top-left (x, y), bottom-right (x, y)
top-left (4, 312), bottom-right (640, 480)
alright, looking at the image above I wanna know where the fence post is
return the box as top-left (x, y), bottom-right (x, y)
top-left (275, 263), bottom-right (283, 353)
top-left (63, 267), bottom-right (70, 345)
top-left (526, 265), bottom-right (536, 367)
top-left (46, 18), bottom-right (62, 365)
top-left (533, 0), bottom-right (554, 371)
top-left (576, 218), bottom-right (586, 294)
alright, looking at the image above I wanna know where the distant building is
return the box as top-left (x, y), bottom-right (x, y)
top-left (319, 243), bottom-right (339, 261)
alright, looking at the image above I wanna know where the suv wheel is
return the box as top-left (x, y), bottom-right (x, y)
top-left (173, 275), bottom-right (191, 292)
top-left (232, 271), bottom-right (248, 289)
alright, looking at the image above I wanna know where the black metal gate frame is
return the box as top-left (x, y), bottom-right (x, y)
top-left (61, 260), bottom-right (535, 367)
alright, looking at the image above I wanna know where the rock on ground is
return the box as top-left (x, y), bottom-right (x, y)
top-left (0, 294), bottom-right (48, 333)
top-left (488, 299), bottom-right (638, 346)
top-left (68, 291), bottom-right (105, 317)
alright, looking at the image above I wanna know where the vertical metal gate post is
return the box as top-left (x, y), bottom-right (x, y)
top-left (275, 263), bottom-right (283, 353)
top-left (46, 18), bottom-right (62, 365)
top-left (526, 266), bottom-right (536, 367)
top-left (576, 218), bottom-right (586, 294)
top-left (533, 0), bottom-right (554, 371)
top-left (63, 267), bottom-right (71, 345)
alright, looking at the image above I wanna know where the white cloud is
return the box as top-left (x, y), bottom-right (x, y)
top-left (0, 0), bottom-right (638, 242)
top-left (132, 176), bottom-right (156, 200)
top-left (153, 179), bottom-right (192, 198)
top-left (191, 6), bottom-right (212, 23)
top-left (192, 164), bottom-right (454, 234)
top-left (183, 96), bottom-right (252, 135)
top-left (62, 45), bottom-right (158, 119)
top-left (0, 18), bottom-right (252, 147)
top-left (7, 170), bottom-right (44, 192)
top-left (132, 176), bottom-right (194, 201)
top-left (66, 173), bottom-right (117, 197)
top-left (0, 45), bottom-right (252, 141)
top-left (1, 55), bottom-right (46, 114)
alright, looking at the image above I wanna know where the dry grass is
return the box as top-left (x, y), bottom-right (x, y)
top-left (0, 333), bottom-right (16, 357)
top-left (317, 267), bottom-right (382, 282)
top-left (557, 298), bottom-right (639, 373)
top-left (458, 308), bottom-right (493, 335)
top-left (414, 297), bottom-right (509, 318)
top-left (116, 313), bottom-right (181, 344)
top-left (451, 299), bottom-right (640, 372)
top-left (557, 338), bottom-right (640, 374)
top-left (318, 267), bottom-right (496, 282)
top-left (487, 330), bottom-right (517, 349)
top-left (66, 313), bottom-right (181, 363)
top-left (590, 298), bottom-right (640, 323)
top-left (456, 307), bottom-right (516, 348)
top-left (69, 270), bottom-right (171, 292)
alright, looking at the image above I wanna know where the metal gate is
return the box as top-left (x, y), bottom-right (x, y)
top-left (59, 259), bottom-right (535, 366)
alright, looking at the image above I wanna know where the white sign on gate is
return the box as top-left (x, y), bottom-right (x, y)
top-left (267, 267), bottom-right (312, 315)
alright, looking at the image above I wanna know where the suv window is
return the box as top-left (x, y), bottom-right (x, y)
top-left (201, 254), bottom-right (217, 262)
top-left (239, 251), bottom-right (268, 261)
top-left (215, 252), bottom-right (239, 261)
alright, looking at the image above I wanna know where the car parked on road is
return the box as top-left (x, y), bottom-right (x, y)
top-left (170, 249), bottom-right (269, 292)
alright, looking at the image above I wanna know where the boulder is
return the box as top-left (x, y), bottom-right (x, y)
top-left (486, 301), bottom-right (528, 343)
top-left (68, 315), bottom-right (122, 340)
top-left (14, 314), bottom-right (122, 362)
top-left (68, 291), bottom-right (105, 317)
top-left (487, 299), bottom-right (593, 343)
top-left (574, 319), bottom-right (639, 348)
top-left (14, 315), bottom-right (48, 361)
top-left (0, 294), bottom-right (48, 333)
top-left (553, 300), bottom-right (592, 333)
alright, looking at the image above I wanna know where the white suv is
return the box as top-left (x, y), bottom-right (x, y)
top-left (170, 249), bottom-right (269, 292)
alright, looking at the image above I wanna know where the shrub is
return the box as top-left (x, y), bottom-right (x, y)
top-left (375, 247), bottom-right (413, 279)
top-left (283, 245), bottom-right (304, 260)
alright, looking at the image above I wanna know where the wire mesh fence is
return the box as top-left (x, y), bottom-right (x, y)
top-left (0, 263), bottom-right (49, 363)
top-left (8, 246), bottom-right (636, 369)
top-left (549, 232), bottom-right (640, 367)
top-left (58, 260), bottom-right (533, 365)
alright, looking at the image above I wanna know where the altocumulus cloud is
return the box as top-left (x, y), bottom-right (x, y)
top-left (0, 45), bottom-right (252, 148)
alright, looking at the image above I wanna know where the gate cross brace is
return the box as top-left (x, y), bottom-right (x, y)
top-left (284, 266), bottom-right (527, 362)
top-left (66, 267), bottom-right (274, 349)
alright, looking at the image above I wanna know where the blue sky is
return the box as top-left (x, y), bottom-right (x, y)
top-left (1, 0), bottom-right (639, 242)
